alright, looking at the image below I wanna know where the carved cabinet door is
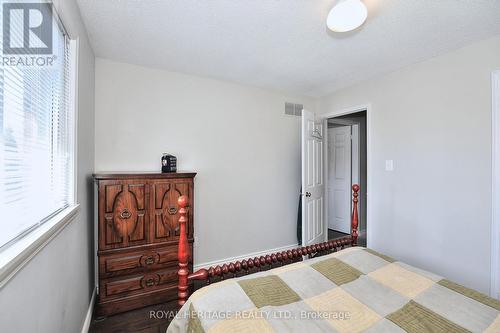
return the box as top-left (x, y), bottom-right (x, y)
top-left (150, 179), bottom-right (193, 243)
top-left (98, 180), bottom-right (149, 250)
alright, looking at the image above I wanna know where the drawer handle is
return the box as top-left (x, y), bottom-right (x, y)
top-left (120, 209), bottom-right (132, 219)
top-left (168, 206), bottom-right (178, 215)
top-left (145, 256), bottom-right (154, 265)
top-left (145, 278), bottom-right (155, 287)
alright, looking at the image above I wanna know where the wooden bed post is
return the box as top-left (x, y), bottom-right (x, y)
top-left (177, 195), bottom-right (189, 307)
top-left (177, 195), bottom-right (208, 308)
top-left (351, 184), bottom-right (359, 246)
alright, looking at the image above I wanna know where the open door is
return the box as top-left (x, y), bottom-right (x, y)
top-left (328, 125), bottom-right (352, 233)
top-left (302, 110), bottom-right (325, 246)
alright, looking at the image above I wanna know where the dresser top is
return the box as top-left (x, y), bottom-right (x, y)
top-left (93, 172), bottom-right (197, 180)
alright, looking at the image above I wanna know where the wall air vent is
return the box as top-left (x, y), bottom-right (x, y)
top-left (285, 102), bottom-right (303, 117)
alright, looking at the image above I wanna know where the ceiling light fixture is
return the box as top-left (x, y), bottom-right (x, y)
top-left (327, 0), bottom-right (368, 33)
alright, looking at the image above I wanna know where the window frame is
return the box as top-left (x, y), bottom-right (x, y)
top-left (0, 6), bottom-right (80, 287)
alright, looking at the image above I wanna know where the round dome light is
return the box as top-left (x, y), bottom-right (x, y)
top-left (327, 0), bottom-right (368, 33)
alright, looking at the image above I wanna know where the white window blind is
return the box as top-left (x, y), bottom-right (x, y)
top-left (0, 7), bottom-right (74, 249)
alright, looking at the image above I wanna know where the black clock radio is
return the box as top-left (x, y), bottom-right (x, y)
top-left (161, 153), bottom-right (177, 173)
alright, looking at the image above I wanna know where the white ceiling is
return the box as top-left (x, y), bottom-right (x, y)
top-left (76, 0), bottom-right (500, 97)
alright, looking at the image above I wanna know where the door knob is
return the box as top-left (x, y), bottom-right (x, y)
top-left (305, 192), bottom-right (312, 197)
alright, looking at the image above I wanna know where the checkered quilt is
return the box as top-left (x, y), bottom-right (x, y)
top-left (167, 247), bottom-right (500, 333)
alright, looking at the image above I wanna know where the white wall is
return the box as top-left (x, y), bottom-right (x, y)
top-left (318, 34), bottom-right (500, 294)
top-left (0, 1), bottom-right (95, 332)
top-left (95, 58), bottom-right (315, 264)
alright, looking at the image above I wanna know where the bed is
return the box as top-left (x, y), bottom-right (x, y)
top-left (167, 188), bottom-right (500, 333)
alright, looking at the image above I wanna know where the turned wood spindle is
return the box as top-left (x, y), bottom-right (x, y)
top-left (351, 184), bottom-right (360, 246)
top-left (177, 195), bottom-right (190, 307)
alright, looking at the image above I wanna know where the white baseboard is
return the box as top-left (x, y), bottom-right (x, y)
top-left (81, 288), bottom-right (97, 333)
top-left (193, 244), bottom-right (299, 271)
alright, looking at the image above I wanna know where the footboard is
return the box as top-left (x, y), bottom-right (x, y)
top-left (176, 184), bottom-right (360, 307)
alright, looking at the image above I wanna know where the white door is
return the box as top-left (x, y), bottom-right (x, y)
top-left (329, 126), bottom-right (352, 233)
top-left (302, 110), bottom-right (325, 246)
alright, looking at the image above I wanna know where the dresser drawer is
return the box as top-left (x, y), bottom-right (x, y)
top-left (99, 267), bottom-right (178, 301)
top-left (99, 244), bottom-right (192, 278)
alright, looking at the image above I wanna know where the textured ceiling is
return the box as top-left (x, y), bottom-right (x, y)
top-left (76, 0), bottom-right (500, 97)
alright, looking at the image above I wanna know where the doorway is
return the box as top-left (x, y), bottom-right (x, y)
top-left (300, 106), bottom-right (370, 248)
top-left (327, 111), bottom-right (367, 246)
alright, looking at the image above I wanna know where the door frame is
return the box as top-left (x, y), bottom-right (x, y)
top-left (327, 125), bottom-right (355, 233)
top-left (351, 123), bottom-right (361, 228)
top-left (491, 70), bottom-right (500, 299)
top-left (319, 104), bottom-right (372, 247)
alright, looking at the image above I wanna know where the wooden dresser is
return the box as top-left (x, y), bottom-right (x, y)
top-left (93, 172), bottom-right (196, 316)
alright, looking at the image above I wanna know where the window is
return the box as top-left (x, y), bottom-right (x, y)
top-left (0, 6), bottom-right (74, 249)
